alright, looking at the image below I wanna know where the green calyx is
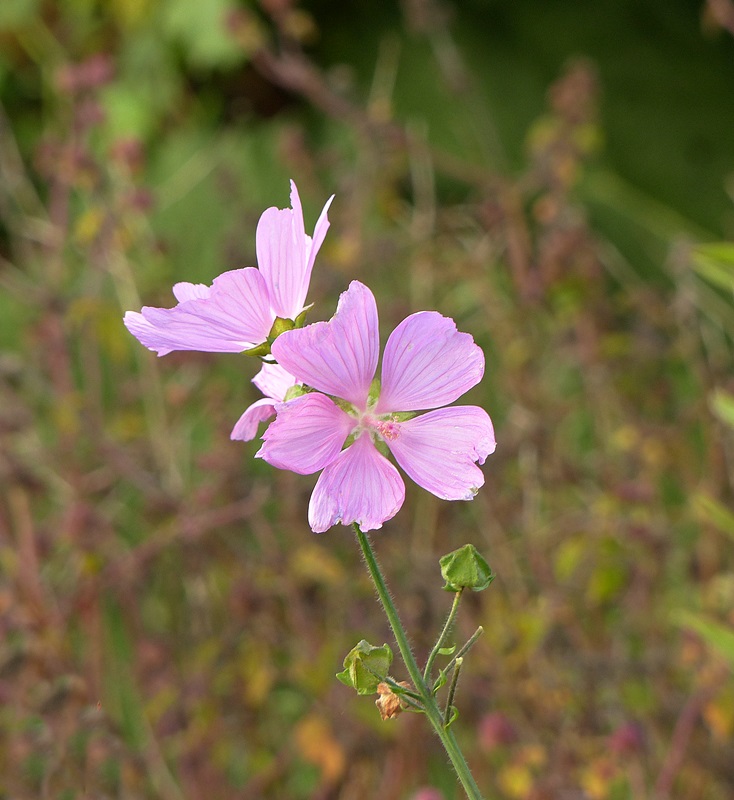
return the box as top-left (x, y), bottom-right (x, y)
top-left (242, 311), bottom-right (313, 358)
top-left (439, 544), bottom-right (494, 593)
top-left (336, 640), bottom-right (393, 695)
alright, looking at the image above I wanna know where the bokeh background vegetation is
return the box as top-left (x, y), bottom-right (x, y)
top-left (1, 0), bottom-right (734, 798)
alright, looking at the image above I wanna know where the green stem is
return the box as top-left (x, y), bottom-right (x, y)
top-left (439, 626), bottom-right (484, 692)
top-left (424, 588), bottom-right (463, 685)
top-left (353, 525), bottom-right (484, 800)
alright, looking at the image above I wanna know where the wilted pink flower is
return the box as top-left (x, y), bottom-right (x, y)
top-left (124, 181), bottom-right (333, 356)
top-left (257, 281), bottom-right (495, 532)
top-left (230, 362), bottom-right (298, 442)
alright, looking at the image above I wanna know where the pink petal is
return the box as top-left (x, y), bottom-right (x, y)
top-left (308, 433), bottom-right (405, 533)
top-left (271, 281), bottom-right (379, 409)
top-left (304, 187), bottom-right (334, 284)
top-left (172, 282), bottom-right (209, 302)
top-left (376, 312), bottom-right (485, 412)
top-left (386, 406), bottom-right (495, 500)
top-left (124, 268), bottom-right (274, 356)
top-left (252, 362), bottom-right (297, 402)
top-left (230, 398), bottom-right (278, 442)
top-left (255, 393), bottom-right (355, 474)
top-left (256, 181), bottom-right (333, 320)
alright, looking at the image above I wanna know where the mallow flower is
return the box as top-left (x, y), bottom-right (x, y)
top-left (256, 281), bottom-right (495, 533)
top-left (230, 362), bottom-right (297, 442)
top-left (123, 180), bottom-right (333, 356)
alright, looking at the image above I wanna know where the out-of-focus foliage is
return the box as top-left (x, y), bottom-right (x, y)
top-left (1, 1), bottom-right (734, 798)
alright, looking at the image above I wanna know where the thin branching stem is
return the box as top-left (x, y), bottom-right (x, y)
top-left (438, 626), bottom-right (484, 692)
top-left (424, 588), bottom-right (463, 685)
top-left (353, 525), bottom-right (484, 800)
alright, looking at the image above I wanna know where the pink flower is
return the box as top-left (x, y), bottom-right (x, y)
top-left (230, 362), bottom-right (298, 442)
top-left (123, 180), bottom-right (333, 356)
top-left (257, 281), bottom-right (495, 532)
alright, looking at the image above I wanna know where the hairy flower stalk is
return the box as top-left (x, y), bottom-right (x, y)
top-left (354, 526), bottom-right (485, 800)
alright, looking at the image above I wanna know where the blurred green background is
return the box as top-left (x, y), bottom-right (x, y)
top-left (1, 1), bottom-right (734, 798)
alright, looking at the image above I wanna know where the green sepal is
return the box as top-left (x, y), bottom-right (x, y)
top-left (333, 397), bottom-right (358, 415)
top-left (336, 640), bottom-right (393, 695)
top-left (284, 384), bottom-right (308, 402)
top-left (387, 411), bottom-right (418, 422)
top-left (373, 437), bottom-right (391, 458)
top-left (269, 316), bottom-right (296, 339)
top-left (440, 544), bottom-right (494, 592)
top-left (294, 304), bottom-right (313, 329)
top-left (367, 378), bottom-right (381, 406)
top-left (438, 645), bottom-right (456, 656)
top-left (242, 342), bottom-right (271, 358)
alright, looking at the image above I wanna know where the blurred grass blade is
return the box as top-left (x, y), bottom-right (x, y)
top-left (692, 492), bottom-right (734, 542)
top-left (674, 610), bottom-right (734, 668)
top-left (710, 389), bottom-right (734, 430)
top-left (692, 243), bottom-right (734, 293)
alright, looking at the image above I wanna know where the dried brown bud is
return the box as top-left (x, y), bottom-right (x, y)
top-left (375, 681), bottom-right (411, 720)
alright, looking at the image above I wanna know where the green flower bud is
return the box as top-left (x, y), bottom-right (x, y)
top-left (336, 640), bottom-right (393, 695)
top-left (440, 544), bottom-right (494, 592)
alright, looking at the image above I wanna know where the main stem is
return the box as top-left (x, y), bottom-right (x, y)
top-left (353, 525), bottom-right (484, 800)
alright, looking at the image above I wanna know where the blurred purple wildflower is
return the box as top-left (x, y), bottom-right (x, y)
top-left (123, 180), bottom-right (333, 356)
top-left (257, 281), bottom-right (495, 532)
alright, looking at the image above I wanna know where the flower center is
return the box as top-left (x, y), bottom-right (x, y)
top-left (374, 418), bottom-right (400, 441)
top-left (354, 412), bottom-right (401, 444)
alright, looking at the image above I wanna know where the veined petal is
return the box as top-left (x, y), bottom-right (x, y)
top-left (256, 181), bottom-right (333, 319)
top-left (124, 268), bottom-right (273, 356)
top-left (256, 208), bottom-right (306, 320)
top-left (271, 281), bottom-right (379, 408)
top-left (252, 362), bottom-right (297, 402)
top-left (386, 406), bottom-right (495, 500)
top-left (230, 398), bottom-right (278, 442)
top-left (172, 282), bottom-right (209, 302)
top-left (255, 393), bottom-right (354, 474)
top-left (376, 312), bottom-right (485, 412)
top-left (308, 433), bottom-right (405, 533)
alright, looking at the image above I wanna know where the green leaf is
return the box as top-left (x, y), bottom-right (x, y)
top-left (433, 668), bottom-right (448, 695)
top-left (444, 705), bottom-right (459, 729)
top-left (336, 640), bottom-right (393, 696)
top-left (674, 610), bottom-right (734, 668)
top-left (440, 544), bottom-right (494, 592)
top-left (438, 645), bottom-right (457, 656)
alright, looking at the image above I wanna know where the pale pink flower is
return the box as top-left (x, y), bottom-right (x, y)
top-left (123, 180), bottom-right (333, 355)
top-left (257, 281), bottom-right (495, 532)
top-left (230, 362), bottom-right (298, 442)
